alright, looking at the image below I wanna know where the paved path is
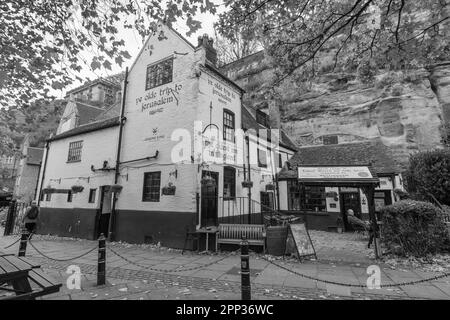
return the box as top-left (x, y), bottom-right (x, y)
top-left (1, 233), bottom-right (450, 300)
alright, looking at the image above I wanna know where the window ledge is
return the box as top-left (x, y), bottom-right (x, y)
top-left (67, 160), bottom-right (81, 163)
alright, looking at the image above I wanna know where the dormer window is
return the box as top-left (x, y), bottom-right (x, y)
top-left (145, 57), bottom-right (174, 90)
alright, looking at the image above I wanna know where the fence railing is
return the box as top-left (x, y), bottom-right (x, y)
top-left (2, 201), bottom-right (28, 236)
top-left (202, 196), bottom-right (286, 226)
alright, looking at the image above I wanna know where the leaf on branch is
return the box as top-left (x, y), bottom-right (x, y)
top-left (103, 60), bottom-right (112, 70)
top-left (90, 59), bottom-right (101, 71)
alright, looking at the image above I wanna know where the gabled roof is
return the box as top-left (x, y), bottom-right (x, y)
top-left (278, 139), bottom-right (401, 179)
top-left (94, 102), bottom-right (121, 121)
top-left (75, 102), bottom-right (105, 125)
top-left (241, 105), bottom-right (298, 151)
top-left (48, 117), bottom-right (120, 142)
top-left (26, 147), bottom-right (44, 165)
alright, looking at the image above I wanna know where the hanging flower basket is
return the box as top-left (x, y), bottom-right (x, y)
top-left (110, 184), bottom-right (123, 193)
top-left (265, 183), bottom-right (275, 191)
top-left (241, 180), bottom-right (253, 188)
top-left (201, 176), bottom-right (216, 187)
top-left (162, 183), bottom-right (176, 195)
top-left (71, 185), bottom-right (84, 193)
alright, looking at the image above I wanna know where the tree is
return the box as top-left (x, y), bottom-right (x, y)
top-left (405, 149), bottom-right (450, 206)
top-left (0, 0), bottom-right (217, 108)
top-left (216, 0), bottom-right (450, 91)
top-left (213, 25), bottom-right (261, 66)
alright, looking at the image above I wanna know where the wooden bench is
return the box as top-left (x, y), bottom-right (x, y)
top-left (0, 254), bottom-right (61, 300)
top-left (216, 224), bottom-right (266, 252)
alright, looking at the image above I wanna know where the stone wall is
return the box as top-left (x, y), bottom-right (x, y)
top-left (221, 52), bottom-right (450, 169)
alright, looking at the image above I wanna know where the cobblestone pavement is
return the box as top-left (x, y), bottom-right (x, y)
top-left (1, 232), bottom-right (450, 300)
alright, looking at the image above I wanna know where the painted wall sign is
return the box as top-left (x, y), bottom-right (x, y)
top-left (298, 166), bottom-right (373, 179)
top-left (206, 77), bottom-right (237, 105)
top-left (135, 83), bottom-right (183, 115)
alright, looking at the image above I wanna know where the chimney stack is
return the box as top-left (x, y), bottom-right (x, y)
top-left (197, 34), bottom-right (217, 66)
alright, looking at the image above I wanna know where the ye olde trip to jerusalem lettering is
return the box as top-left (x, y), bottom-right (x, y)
top-left (137, 83), bottom-right (183, 114)
top-left (208, 78), bottom-right (235, 104)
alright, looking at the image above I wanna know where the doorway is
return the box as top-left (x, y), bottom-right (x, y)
top-left (96, 186), bottom-right (112, 239)
top-left (340, 191), bottom-right (361, 231)
top-left (200, 171), bottom-right (219, 227)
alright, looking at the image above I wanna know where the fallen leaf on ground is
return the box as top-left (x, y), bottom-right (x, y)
top-left (118, 287), bottom-right (128, 292)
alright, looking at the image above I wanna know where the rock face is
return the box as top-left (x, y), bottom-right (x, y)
top-left (221, 52), bottom-right (450, 169)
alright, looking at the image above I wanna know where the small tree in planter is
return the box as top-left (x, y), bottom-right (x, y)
top-left (162, 182), bottom-right (176, 195)
top-left (336, 217), bottom-right (344, 233)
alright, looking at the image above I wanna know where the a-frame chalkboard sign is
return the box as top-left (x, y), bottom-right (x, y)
top-left (285, 222), bottom-right (317, 260)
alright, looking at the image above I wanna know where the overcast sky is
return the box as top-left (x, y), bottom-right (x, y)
top-left (58, 2), bottom-right (225, 98)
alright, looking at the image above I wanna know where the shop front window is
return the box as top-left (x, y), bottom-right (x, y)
top-left (302, 186), bottom-right (326, 212)
top-left (287, 180), bottom-right (327, 212)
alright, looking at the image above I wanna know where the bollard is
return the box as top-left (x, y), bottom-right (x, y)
top-left (18, 228), bottom-right (29, 257)
top-left (97, 233), bottom-right (106, 286)
top-left (240, 236), bottom-right (251, 300)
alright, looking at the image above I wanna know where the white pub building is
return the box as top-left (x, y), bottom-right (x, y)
top-left (36, 24), bottom-right (297, 249)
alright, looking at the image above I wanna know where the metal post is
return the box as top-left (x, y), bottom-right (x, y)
top-left (240, 237), bottom-right (251, 300)
top-left (18, 228), bottom-right (29, 257)
top-left (97, 233), bottom-right (106, 286)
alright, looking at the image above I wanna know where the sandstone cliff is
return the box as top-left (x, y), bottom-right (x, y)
top-left (220, 52), bottom-right (450, 169)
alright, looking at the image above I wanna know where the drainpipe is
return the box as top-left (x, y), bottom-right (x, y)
top-left (109, 67), bottom-right (129, 241)
top-left (246, 135), bottom-right (251, 224)
top-left (33, 161), bottom-right (42, 201)
top-left (37, 141), bottom-right (50, 206)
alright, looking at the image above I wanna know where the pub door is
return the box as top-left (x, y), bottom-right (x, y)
top-left (200, 171), bottom-right (219, 227)
top-left (341, 192), bottom-right (361, 231)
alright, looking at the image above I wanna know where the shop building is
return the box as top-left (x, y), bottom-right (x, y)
top-left (36, 24), bottom-right (297, 248)
top-left (277, 139), bottom-right (404, 231)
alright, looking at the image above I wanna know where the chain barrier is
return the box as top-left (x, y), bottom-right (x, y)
top-left (256, 251), bottom-right (450, 288)
top-left (2, 236), bottom-right (21, 249)
top-left (107, 246), bottom-right (239, 273)
top-left (28, 238), bottom-right (98, 262)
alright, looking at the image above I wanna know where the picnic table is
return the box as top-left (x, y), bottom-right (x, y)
top-left (0, 254), bottom-right (62, 300)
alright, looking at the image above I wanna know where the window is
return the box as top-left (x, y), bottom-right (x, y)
top-left (67, 191), bottom-right (73, 203)
top-left (323, 135), bottom-right (338, 145)
top-left (287, 181), bottom-right (326, 212)
top-left (223, 109), bottom-right (235, 142)
top-left (45, 193), bottom-right (52, 202)
top-left (39, 192), bottom-right (45, 201)
top-left (277, 152), bottom-right (283, 168)
top-left (287, 180), bottom-right (301, 210)
top-left (88, 189), bottom-right (96, 203)
top-left (142, 171), bottom-right (161, 202)
top-left (256, 109), bottom-right (270, 128)
top-left (260, 192), bottom-right (274, 212)
top-left (223, 166), bottom-right (236, 199)
top-left (145, 57), bottom-right (173, 90)
top-left (302, 186), bottom-right (326, 212)
top-left (257, 147), bottom-right (268, 168)
top-left (67, 140), bottom-right (83, 162)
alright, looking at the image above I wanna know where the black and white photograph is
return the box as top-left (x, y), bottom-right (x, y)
top-left (1, 0), bottom-right (450, 310)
